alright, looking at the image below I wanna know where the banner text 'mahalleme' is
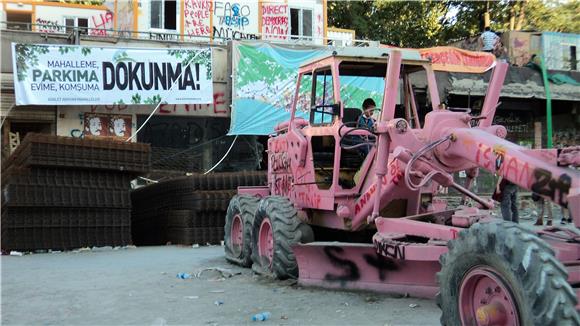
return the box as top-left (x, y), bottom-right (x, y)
top-left (102, 61), bottom-right (201, 91)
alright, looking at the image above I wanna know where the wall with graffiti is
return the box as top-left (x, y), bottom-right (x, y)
top-left (505, 32), bottom-right (541, 67)
top-left (57, 107), bottom-right (136, 141)
top-left (184, 0), bottom-right (212, 41)
top-left (56, 82), bottom-right (229, 140)
top-left (261, 2), bottom-right (288, 40)
top-left (183, 0), bottom-right (325, 43)
top-left (212, 1), bottom-right (259, 40)
top-left (34, 4), bottom-right (113, 36)
top-left (450, 31), bottom-right (580, 71)
top-left (4, 0), bottom-right (326, 44)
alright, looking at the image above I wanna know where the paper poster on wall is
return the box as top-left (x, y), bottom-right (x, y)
top-left (84, 113), bottom-right (132, 139)
top-left (12, 43), bottom-right (213, 105)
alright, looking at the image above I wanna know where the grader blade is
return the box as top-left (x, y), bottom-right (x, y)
top-left (293, 242), bottom-right (440, 298)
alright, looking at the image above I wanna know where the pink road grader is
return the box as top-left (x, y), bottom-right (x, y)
top-left (224, 48), bottom-right (580, 325)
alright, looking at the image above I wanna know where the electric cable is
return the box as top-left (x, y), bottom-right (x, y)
top-left (203, 135), bottom-right (238, 175)
top-left (126, 48), bottom-right (209, 142)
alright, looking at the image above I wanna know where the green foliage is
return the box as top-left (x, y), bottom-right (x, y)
top-left (328, 0), bottom-right (451, 47)
top-left (340, 84), bottom-right (382, 110)
top-left (131, 93), bottom-right (141, 104)
top-left (14, 44), bottom-right (49, 81)
top-left (81, 47), bottom-right (92, 56)
top-left (236, 45), bottom-right (293, 88)
top-left (168, 49), bottom-right (213, 80)
top-left (113, 51), bottom-right (135, 63)
top-left (328, 0), bottom-right (580, 47)
top-left (58, 46), bottom-right (78, 55)
top-left (523, 0), bottom-right (580, 33)
top-left (144, 94), bottom-right (162, 104)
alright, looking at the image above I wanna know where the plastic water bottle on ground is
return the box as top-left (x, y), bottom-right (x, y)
top-left (251, 312), bottom-right (271, 321)
top-left (176, 272), bottom-right (191, 279)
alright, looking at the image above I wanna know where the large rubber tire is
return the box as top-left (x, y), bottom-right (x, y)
top-left (251, 196), bottom-right (314, 279)
top-left (437, 220), bottom-right (580, 326)
top-left (224, 195), bottom-right (260, 267)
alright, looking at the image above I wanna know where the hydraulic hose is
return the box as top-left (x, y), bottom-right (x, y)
top-left (404, 135), bottom-right (452, 191)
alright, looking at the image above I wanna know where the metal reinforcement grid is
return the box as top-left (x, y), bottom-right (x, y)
top-left (1, 133), bottom-right (151, 251)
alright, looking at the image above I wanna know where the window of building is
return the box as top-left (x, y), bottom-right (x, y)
top-left (290, 7), bottom-right (312, 40)
top-left (64, 17), bottom-right (88, 34)
top-left (151, 0), bottom-right (177, 30)
top-left (6, 12), bottom-right (32, 31)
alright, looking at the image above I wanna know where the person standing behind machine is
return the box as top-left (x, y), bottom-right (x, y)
top-left (494, 176), bottom-right (519, 223)
top-left (479, 26), bottom-right (500, 53)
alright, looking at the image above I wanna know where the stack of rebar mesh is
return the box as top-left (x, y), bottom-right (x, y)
top-left (131, 171), bottom-right (266, 246)
top-left (1, 133), bottom-right (150, 251)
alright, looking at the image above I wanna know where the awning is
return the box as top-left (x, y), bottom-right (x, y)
top-left (445, 67), bottom-right (580, 101)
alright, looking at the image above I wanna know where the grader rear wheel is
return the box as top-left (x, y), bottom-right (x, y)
top-left (251, 196), bottom-right (314, 279)
top-left (437, 220), bottom-right (580, 326)
top-left (224, 195), bottom-right (260, 267)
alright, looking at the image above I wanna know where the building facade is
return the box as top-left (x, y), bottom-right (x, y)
top-left (0, 0), bottom-right (338, 174)
top-left (1, 0), bottom-right (329, 44)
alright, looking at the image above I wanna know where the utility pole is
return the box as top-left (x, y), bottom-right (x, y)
top-left (539, 54), bottom-right (553, 148)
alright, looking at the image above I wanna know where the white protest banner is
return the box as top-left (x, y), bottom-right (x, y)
top-left (12, 43), bottom-right (213, 105)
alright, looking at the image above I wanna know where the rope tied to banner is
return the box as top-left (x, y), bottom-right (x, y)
top-left (126, 47), bottom-right (212, 142)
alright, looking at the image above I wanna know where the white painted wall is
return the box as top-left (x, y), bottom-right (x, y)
top-left (313, 2), bottom-right (324, 45)
top-left (327, 29), bottom-right (354, 47)
top-left (6, 3), bottom-right (33, 12)
top-left (34, 5), bottom-right (113, 36)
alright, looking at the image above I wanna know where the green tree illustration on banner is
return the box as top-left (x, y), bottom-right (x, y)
top-left (14, 44), bottom-right (49, 81)
top-left (235, 44), bottom-right (383, 112)
top-left (168, 49), bottom-right (212, 80)
top-left (231, 43), bottom-right (385, 135)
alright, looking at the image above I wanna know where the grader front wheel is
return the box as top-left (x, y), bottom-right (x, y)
top-left (437, 220), bottom-right (580, 326)
top-left (251, 196), bottom-right (314, 279)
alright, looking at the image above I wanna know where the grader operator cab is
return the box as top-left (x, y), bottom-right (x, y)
top-left (225, 48), bottom-right (580, 325)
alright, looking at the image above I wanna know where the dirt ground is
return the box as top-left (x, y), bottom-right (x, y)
top-left (1, 245), bottom-right (441, 326)
top-left (1, 201), bottom-right (570, 326)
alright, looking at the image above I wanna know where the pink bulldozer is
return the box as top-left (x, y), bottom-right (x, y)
top-left (224, 48), bottom-right (580, 325)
